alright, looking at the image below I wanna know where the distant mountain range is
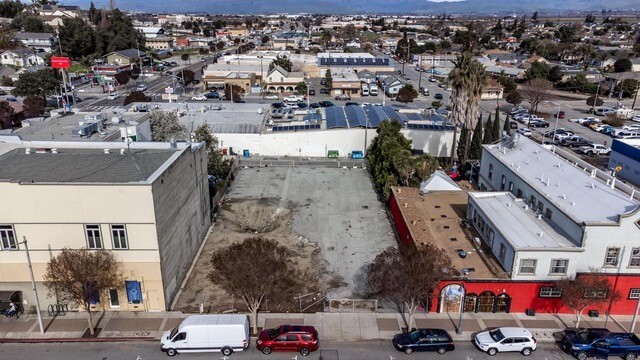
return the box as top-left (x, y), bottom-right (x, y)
top-left (65, 0), bottom-right (640, 14)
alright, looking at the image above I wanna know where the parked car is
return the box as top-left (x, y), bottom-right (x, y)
top-left (561, 136), bottom-right (592, 148)
top-left (296, 102), bottom-right (308, 109)
top-left (574, 117), bottom-right (600, 124)
top-left (529, 119), bottom-right (550, 128)
top-left (509, 121), bottom-right (518, 129)
top-left (284, 95), bottom-right (305, 103)
top-left (318, 101), bottom-right (335, 107)
top-left (319, 88), bottom-right (329, 94)
top-left (320, 78), bottom-right (326, 85)
top-left (582, 120), bottom-right (601, 127)
top-left (309, 103), bottom-right (320, 108)
top-left (553, 131), bottom-right (575, 141)
top-left (345, 102), bottom-right (359, 106)
top-left (622, 125), bottom-right (640, 131)
top-left (595, 107), bottom-right (616, 116)
top-left (392, 328), bottom-right (455, 355)
top-left (191, 95), bottom-right (207, 101)
top-left (579, 144), bottom-right (611, 156)
top-left (561, 328), bottom-right (640, 360)
top-left (553, 111), bottom-right (565, 119)
top-left (617, 131), bottom-right (640, 139)
top-left (107, 93), bottom-right (120, 100)
top-left (205, 92), bottom-right (220, 99)
top-left (335, 94), bottom-right (351, 101)
top-left (517, 128), bottom-right (533, 137)
top-left (434, 93), bottom-right (443, 100)
top-left (474, 327), bottom-right (537, 356)
top-left (271, 102), bottom-right (285, 109)
top-left (591, 124), bottom-right (609, 132)
top-left (429, 77), bottom-right (437, 82)
top-left (256, 325), bottom-right (319, 356)
top-left (510, 108), bottom-right (528, 116)
top-left (632, 114), bottom-right (640, 122)
top-left (136, 84), bottom-right (147, 91)
top-left (263, 93), bottom-right (279, 100)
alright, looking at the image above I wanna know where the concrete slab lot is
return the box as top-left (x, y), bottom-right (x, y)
top-left (226, 166), bottom-right (395, 298)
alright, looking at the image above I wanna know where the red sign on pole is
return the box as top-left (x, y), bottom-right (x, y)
top-left (51, 57), bottom-right (71, 69)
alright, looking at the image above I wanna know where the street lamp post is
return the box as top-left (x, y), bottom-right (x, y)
top-left (418, 55), bottom-right (423, 91)
top-left (456, 282), bottom-right (466, 335)
top-left (16, 237), bottom-right (44, 335)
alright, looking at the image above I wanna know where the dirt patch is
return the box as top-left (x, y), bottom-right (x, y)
top-left (173, 198), bottom-right (338, 314)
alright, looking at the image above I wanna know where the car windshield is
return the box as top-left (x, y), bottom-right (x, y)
top-left (410, 331), bottom-right (421, 343)
top-left (489, 329), bottom-right (505, 342)
top-left (269, 327), bottom-right (281, 339)
top-left (578, 330), bottom-right (598, 344)
top-left (169, 326), bottom-right (179, 339)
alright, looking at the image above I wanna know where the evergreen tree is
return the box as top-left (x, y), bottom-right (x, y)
top-left (469, 118), bottom-right (483, 160)
top-left (482, 114), bottom-right (493, 144)
top-left (492, 111), bottom-right (501, 140)
top-left (456, 126), bottom-right (468, 160)
top-left (503, 114), bottom-right (511, 136)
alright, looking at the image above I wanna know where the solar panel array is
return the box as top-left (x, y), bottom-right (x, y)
top-left (318, 57), bottom-right (390, 67)
top-left (272, 124), bottom-right (321, 132)
top-left (325, 106), bottom-right (348, 129)
top-left (406, 123), bottom-right (455, 131)
top-left (344, 105), bottom-right (370, 128)
top-left (303, 113), bottom-right (323, 121)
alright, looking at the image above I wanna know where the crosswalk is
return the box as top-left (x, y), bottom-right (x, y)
top-left (79, 105), bottom-right (127, 113)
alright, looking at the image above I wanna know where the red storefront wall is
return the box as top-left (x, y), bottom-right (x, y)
top-left (433, 274), bottom-right (640, 315)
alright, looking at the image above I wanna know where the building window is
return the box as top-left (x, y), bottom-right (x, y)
top-left (85, 225), bottom-right (103, 249)
top-left (499, 243), bottom-right (506, 262)
top-left (516, 189), bottom-right (522, 198)
top-left (529, 195), bottom-right (537, 207)
top-left (501, 175), bottom-right (506, 191)
top-left (537, 201), bottom-right (544, 212)
top-left (630, 248), bottom-right (640, 267)
top-left (604, 247), bottom-right (620, 267)
top-left (0, 225), bottom-right (17, 250)
top-left (110, 225), bottom-right (128, 249)
top-left (545, 208), bottom-right (553, 220)
top-left (630, 289), bottom-right (640, 299)
top-left (126, 280), bottom-right (143, 304)
top-left (519, 259), bottom-right (537, 274)
top-left (539, 286), bottom-right (562, 298)
top-left (509, 182), bottom-right (514, 192)
top-left (550, 259), bottom-right (569, 275)
top-left (488, 164), bottom-right (493, 180)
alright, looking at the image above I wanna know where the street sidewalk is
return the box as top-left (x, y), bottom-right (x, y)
top-left (0, 310), bottom-right (636, 343)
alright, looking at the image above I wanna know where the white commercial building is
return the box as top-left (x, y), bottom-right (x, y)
top-left (471, 135), bottom-right (640, 279)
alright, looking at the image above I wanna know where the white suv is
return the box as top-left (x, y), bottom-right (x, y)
top-left (475, 327), bottom-right (537, 356)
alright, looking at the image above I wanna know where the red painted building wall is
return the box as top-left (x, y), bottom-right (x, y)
top-left (389, 190), bottom-right (413, 246)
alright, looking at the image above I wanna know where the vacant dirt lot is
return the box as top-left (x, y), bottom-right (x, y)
top-left (173, 166), bottom-right (395, 313)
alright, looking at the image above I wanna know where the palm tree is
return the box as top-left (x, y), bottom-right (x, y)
top-left (448, 52), bottom-right (487, 165)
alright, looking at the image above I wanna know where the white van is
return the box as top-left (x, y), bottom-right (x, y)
top-left (361, 83), bottom-right (369, 96)
top-left (369, 83), bottom-right (379, 96)
top-left (161, 314), bottom-right (250, 357)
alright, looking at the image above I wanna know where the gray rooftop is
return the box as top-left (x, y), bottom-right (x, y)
top-left (485, 136), bottom-right (640, 224)
top-left (470, 192), bottom-right (577, 250)
top-left (0, 148), bottom-right (177, 183)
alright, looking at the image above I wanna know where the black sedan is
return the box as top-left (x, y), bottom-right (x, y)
top-left (319, 101), bottom-right (335, 107)
top-left (392, 328), bottom-right (455, 355)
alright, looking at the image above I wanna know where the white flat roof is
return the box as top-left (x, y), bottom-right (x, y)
top-left (470, 192), bottom-right (578, 250)
top-left (485, 136), bottom-right (640, 224)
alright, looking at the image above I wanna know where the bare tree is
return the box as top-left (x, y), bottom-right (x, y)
top-left (366, 244), bottom-right (456, 330)
top-left (521, 78), bottom-right (553, 113)
top-left (0, 100), bottom-right (15, 129)
top-left (555, 271), bottom-right (618, 328)
top-left (149, 111), bottom-right (186, 142)
top-left (43, 248), bottom-right (123, 335)
top-left (208, 237), bottom-right (302, 334)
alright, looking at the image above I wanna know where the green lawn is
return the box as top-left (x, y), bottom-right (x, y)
top-left (69, 63), bottom-right (89, 73)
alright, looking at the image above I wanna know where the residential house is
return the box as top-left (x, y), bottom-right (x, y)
top-left (202, 64), bottom-right (262, 91)
top-left (13, 32), bottom-right (58, 53)
top-left (0, 137), bottom-right (211, 312)
top-left (379, 75), bottom-right (406, 95)
top-left (329, 68), bottom-right (362, 97)
top-left (228, 26), bottom-right (248, 38)
top-left (145, 37), bottom-right (174, 50)
top-left (264, 65), bottom-right (304, 94)
top-left (0, 49), bottom-right (45, 67)
top-left (106, 49), bottom-right (144, 66)
top-left (317, 53), bottom-right (394, 77)
top-left (38, 4), bottom-right (81, 18)
top-left (480, 79), bottom-right (504, 101)
top-left (357, 70), bottom-right (377, 84)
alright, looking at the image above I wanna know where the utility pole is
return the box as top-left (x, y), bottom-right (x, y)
top-left (592, 82), bottom-right (601, 113)
top-left (417, 55), bottom-right (423, 91)
top-left (18, 237), bottom-right (44, 335)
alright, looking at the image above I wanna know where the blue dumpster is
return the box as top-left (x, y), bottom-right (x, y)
top-left (243, 150), bottom-right (250, 158)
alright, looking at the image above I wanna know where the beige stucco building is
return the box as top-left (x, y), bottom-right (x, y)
top-left (0, 137), bottom-right (210, 313)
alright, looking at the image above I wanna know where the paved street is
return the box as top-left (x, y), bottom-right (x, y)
top-left (0, 340), bottom-right (582, 360)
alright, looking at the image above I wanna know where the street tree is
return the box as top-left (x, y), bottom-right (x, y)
top-left (468, 118), bottom-right (483, 160)
top-left (525, 61), bottom-right (550, 80)
top-left (366, 244), bottom-right (455, 330)
top-left (503, 114), bottom-right (512, 136)
top-left (492, 110), bottom-right (501, 140)
top-left (181, 53), bottom-right (190, 63)
top-left (224, 84), bottom-right (244, 102)
top-left (123, 91), bottom-right (151, 106)
top-left (497, 75), bottom-right (517, 93)
top-left (12, 68), bottom-right (59, 100)
top-left (396, 84), bottom-right (418, 103)
top-left (586, 95), bottom-right (604, 107)
top-left (208, 237), bottom-right (302, 335)
top-left (613, 58), bottom-right (632, 73)
top-left (482, 115), bottom-right (494, 144)
top-left (261, 35), bottom-right (270, 45)
top-left (43, 248), bottom-right (123, 335)
top-left (555, 272), bottom-right (617, 328)
top-left (58, 17), bottom-right (95, 60)
top-left (620, 79), bottom-right (639, 98)
top-left (23, 97), bottom-right (46, 117)
top-left (325, 69), bottom-right (333, 90)
top-left (149, 111), bottom-right (186, 142)
top-left (177, 69), bottom-right (195, 86)
top-left (448, 52), bottom-right (486, 163)
top-left (521, 78), bottom-right (553, 113)
top-left (114, 71), bottom-right (130, 88)
top-left (193, 124), bottom-right (233, 182)
top-left (342, 24), bottom-right (357, 42)
top-left (268, 54), bottom-right (292, 72)
top-left (0, 100), bottom-right (14, 129)
top-left (129, 70), bottom-right (140, 83)
top-left (216, 41), bottom-right (225, 51)
top-left (548, 65), bottom-right (564, 83)
top-left (294, 81), bottom-right (307, 95)
top-left (505, 91), bottom-right (523, 106)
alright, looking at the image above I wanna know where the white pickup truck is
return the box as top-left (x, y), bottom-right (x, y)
top-left (283, 94), bottom-right (305, 103)
top-left (579, 144), bottom-right (611, 156)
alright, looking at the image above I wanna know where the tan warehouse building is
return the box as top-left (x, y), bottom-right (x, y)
top-left (0, 137), bottom-right (210, 312)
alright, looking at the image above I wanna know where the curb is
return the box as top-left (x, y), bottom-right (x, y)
top-left (0, 337), bottom-right (156, 343)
